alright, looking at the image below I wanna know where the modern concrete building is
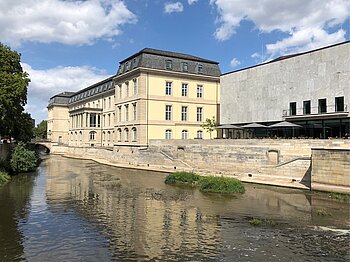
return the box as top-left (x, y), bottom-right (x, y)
top-left (220, 41), bottom-right (350, 139)
top-left (47, 48), bottom-right (221, 147)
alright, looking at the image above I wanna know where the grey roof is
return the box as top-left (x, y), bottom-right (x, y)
top-left (48, 92), bottom-right (75, 107)
top-left (117, 48), bottom-right (221, 77)
top-left (68, 76), bottom-right (115, 104)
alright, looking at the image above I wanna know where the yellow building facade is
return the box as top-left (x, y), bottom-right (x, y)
top-left (47, 48), bottom-right (221, 147)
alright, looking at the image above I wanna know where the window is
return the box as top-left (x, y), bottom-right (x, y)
top-left (108, 114), bottom-right (111, 126)
top-left (126, 82), bottom-right (129, 97)
top-left (125, 104), bottom-right (129, 121)
top-left (181, 130), bottom-right (188, 139)
top-left (86, 113), bottom-right (89, 127)
top-left (181, 106), bottom-right (188, 121)
top-left (118, 106), bottom-right (122, 122)
top-left (132, 127), bottom-right (137, 142)
top-left (182, 83), bottom-right (188, 97)
top-left (89, 131), bottom-right (96, 140)
top-left (197, 85), bottom-right (203, 98)
top-left (97, 114), bottom-right (101, 127)
top-left (335, 96), bottom-right (344, 112)
top-left (165, 129), bottom-right (172, 139)
top-left (125, 62), bottom-right (130, 71)
top-left (197, 64), bottom-right (203, 73)
top-left (103, 98), bottom-right (106, 108)
top-left (303, 100), bottom-right (311, 115)
top-left (108, 97), bottom-right (111, 108)
top-left (166, 81), bottom-right (172, 95)
top-left (182, 62), bottom-right (188, 72)
top-left (103, 131), bottom-right (106, 141)
top-left (133, 79), bottom-right (137, 95)
top-left (133, 103), bottom-right (137, 121)
top-left (197, 130), bottom-right (203, 139)
top-left (197, 107), bottom-right (203, 122)
top-left (119, 84), bottom-right (122, 99)
top-left (117, 128), bottom-right (122, 142)
top-left (107, 131), bottom-right (111, 141)
top-left (125, 128), bottom-right (129, 142)
top-left (318, 98), bottom-right (327, 113)
top-left (166, 60), bottom-right (172, 70)
top-left (289, 102), bottom-right (296, 116)
top-left (90, 113), bottom-right (96, 127)
top-left (165, 105), bottom-right (172, 120)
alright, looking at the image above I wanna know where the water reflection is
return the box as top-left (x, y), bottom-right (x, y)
top-left (0, 155), bottom-right (349, 261)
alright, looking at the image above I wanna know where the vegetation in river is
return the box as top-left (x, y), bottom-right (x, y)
top-left (328, 192), bottom-right (350, 202)
top-left (0, 171), bottom-right (10, 186)
top-left (10, 142), bottom-right (38, 173)
top-left (198, 176), bottom-right (245, 194)
top-left (316, 209), bottom-right (332, 216)
top-left (165, 172), bottom-right (245, 194)
top-left (249, 217), bottom-right (277, 227)
top-left (165, 172), bottom-right (200, 185)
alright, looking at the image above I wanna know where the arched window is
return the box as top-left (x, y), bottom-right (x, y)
top-left (197, 130), bottom-right (203, 139)
top-left (107, 131), bottom-right (111, 141)
top-left (89, 131), bottom-right (96, 140)
top-left (181, 130), bottom-right (188, 140)
top-left (117, 128), bottom-right (122, 142)
top-left (125, 128), bottom-right (129, 142)
top-left (165, 129), bottom-right (172, 140)
top-left (79, 131), bottom-right (82, 141)
top-left (103, 131), bottom-right (106, 141)
top-left (75, 131), bottom-right (78, 141)
top-left (132, 127), bottom-right (137, 142)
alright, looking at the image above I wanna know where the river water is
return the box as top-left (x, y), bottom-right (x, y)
top-left (0, 155), bottom-right (349, 261)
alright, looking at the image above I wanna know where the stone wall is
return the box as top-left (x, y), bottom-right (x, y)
top-left (311, 148), bottom-right (350, 193)
top-left (0, 144), bottom-right (13, 161)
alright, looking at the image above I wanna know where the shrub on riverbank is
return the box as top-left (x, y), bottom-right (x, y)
top-left (198, 176), bottom-right (245, 194)
top-left (165, 172), bottom-right (200, 185)
top-left (0, 171), bottom-right (10, 186)
top-left (165, 172), bottom-right (245, 194)
top-left (10, 143), bottom-right (38, 173)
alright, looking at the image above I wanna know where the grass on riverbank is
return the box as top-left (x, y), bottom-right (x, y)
top-left (0, 171), bottom-right (10, 186)
top-left (328, 192), bottom-right (350, 202)
top-left (165, 172), bottom-right (245, 194)
top-left (249, 217), bottom-right (277, 227)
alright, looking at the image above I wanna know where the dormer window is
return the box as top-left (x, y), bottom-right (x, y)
top-left (166, 60), bottom-right (172, 70)
top-left (133, 58), bottom-right (137, 68)
top-left (125, 62), bottom-right (130, 71)
top-left (182, 62), bottom-right (188, 72)
top-left (197, 64), bottom-right (203, 74)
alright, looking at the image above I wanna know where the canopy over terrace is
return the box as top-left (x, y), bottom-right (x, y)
top-left (241, 122), bottom-right (268, 138)
top-left (268, 121), bottom-right (302, 138)
top-left (217, 124), bottom-right (242, 139)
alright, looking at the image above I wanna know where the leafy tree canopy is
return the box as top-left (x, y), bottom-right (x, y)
top-left (0, 43), bottom-right (31, 140)
top-left (33, 120), bottom-right (47, 139)
top-left (201, 116), bottom-right (218, 139)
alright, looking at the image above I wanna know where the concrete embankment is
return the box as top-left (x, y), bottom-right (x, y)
top-left (49, 139), bottom-right (350, 193)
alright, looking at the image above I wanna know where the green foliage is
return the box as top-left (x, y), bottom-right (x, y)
top-left (198, 176), bottom-right (245, 194)
top-left (165, 172), bottom-right (200, 185)
top-left (0, 171), bottom-right (10, 185)
top-left (33, 120), bottom-right (47, 139)
top-left (316, 209), bottom-right (332, 216)
top-left (0, 42), bottom-right (31, 141)
top-left (249, 217), bottom-right (276, 227)
top-left (10, 143), bottom-right (38, 173)
top-left (329, 192), bottom-right (350, 202)
top-left (201, 117), bottom-right (218, 139)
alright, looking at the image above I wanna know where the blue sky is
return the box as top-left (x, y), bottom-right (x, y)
top-left (0, 0), bottom-right (349, 123)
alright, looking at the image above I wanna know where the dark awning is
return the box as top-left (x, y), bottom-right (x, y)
top-left (217, 124), bottom-right (242, 129)
top-left (268, 121), bottom-right (302, 128)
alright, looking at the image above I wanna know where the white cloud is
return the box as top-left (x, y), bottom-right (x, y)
top-left (211, 0), bottom-right (350, 56)
top-left (188, 0), bottom-right (199, 5)
top-left (0, 0), bottom-right (137, 46)
top-left (22, 63), bottom-right (111, 122)
top-left (164, 2), bottom-right (184, 13)
top-left (230, 57), bottom-right (241, 68)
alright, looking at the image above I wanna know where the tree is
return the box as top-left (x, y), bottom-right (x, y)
top-left (201, 116), bottom-right (218, 139)
top-left (0, 43), bottom-right (31, 141)
top-left (33, 120), bottom-right (47, 139)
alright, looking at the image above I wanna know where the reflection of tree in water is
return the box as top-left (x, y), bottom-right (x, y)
top-left (0, 173), bottom-right (36, 261)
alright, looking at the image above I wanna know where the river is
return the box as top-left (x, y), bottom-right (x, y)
top-left (0, 155), bottom-right (349, 261)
